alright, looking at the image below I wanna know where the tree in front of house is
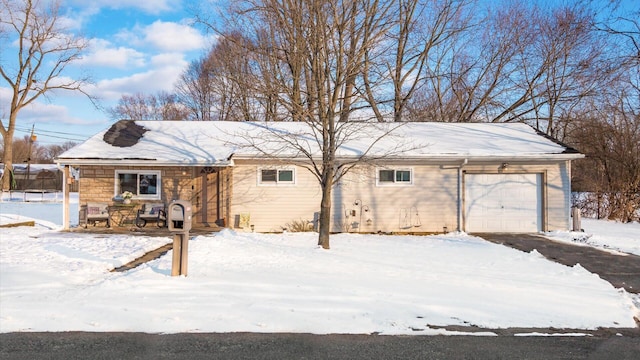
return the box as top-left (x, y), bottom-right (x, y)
top-left (0, 0), bottom-right (92, 191)
top-left (200, 0), bottom-right (405, 248)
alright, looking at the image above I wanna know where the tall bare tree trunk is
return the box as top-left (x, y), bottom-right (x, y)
top-left (1, 114), bottom-right (17, 190)
top-left (317, 166), bottom-right (334, 249)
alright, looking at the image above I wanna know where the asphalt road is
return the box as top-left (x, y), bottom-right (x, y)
top-left (1, 332), bottom-right (640, 360)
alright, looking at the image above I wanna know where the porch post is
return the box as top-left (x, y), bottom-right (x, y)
top-left (62, 165), bottom-right (70, 230)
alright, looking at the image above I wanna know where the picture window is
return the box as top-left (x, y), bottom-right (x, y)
top-left (115, 170), bottom-right (161, 199)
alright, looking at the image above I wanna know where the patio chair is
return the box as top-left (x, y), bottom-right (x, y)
top-left (84, 202), bottom-right (110, 228)
top-left (135, 203), bottom-right (167, 228)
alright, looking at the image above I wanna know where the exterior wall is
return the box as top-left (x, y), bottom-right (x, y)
top-left (78, 166), bottom-right (194, 225)
top-left (79, 166), bottom-right (193, 204)
top-left (77, 159), bottom-right (573, 232)
top-left (230, 161), bottom-right (322, 232)
top-left (229, 160), bottom-right (573, 234)
top-left (333, 165), bottom-right (459, 233)
top-left (230, 162), bottom-right (460, 234)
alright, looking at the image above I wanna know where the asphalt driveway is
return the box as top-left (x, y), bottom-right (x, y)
top-left (475, 233), bottom-right (640, 294)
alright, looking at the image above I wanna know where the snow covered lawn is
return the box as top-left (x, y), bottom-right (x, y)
top-left (1, 195), bottom-right (639, 335)
top-left (545, 218), bottom-right (640, 256)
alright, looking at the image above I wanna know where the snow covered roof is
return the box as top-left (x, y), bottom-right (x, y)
top-left (55, 120), bottom-right (582, 166)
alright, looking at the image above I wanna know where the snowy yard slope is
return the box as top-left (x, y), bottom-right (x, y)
top-left (1, 195), bottom-right (638, 334)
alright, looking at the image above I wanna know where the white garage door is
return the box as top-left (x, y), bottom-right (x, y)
top-left (465, 173), bottom-right (542, 233)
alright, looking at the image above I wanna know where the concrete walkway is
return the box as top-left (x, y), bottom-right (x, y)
top-left (475, 233), bottom-right (640, 294)
top-left (111, 243), bottom-right (173, 272)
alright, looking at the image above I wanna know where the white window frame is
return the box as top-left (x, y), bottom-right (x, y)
top-left (258, 167), bottom-right (296, 186)
top-left (114, 170), bottom-right (162, 200)
top-left (376, 168), bottom-right (413, 186)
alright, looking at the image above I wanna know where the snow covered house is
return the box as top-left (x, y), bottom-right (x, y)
top-left (55, 120), bottom-right (583, 233)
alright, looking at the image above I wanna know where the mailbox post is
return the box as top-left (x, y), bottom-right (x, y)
top-left (167, 200), bottom-right (192, 276)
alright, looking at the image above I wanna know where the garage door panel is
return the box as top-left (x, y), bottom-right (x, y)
top-left (465, 173), bottom-right (542, 233)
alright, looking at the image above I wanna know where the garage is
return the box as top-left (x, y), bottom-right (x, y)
top-left (464, 173), bottom-right (542, 233)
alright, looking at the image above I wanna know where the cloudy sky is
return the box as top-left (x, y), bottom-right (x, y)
top-left (1, 0), bottom-right (215, 145)
top-left (2, 0), bottom-right (637, 147)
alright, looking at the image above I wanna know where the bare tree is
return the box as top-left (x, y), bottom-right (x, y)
top-left (175, 54), bottom-right (216, 121)
top-left (566, 3), bottom-right (640, 222)
top-left (525, 4), bottom-right (609, 137)
top-left (176, 32), bottom-right (268, 121)
top-left (41, 141), bottom-right (76, 163)
top-left (0, 0), bottom-right (92, 191)
top-left (108, 92), bottom-right (189, 121)
top-left (402, 2), bottom-right (534, 122)
top-left (361, 0), bottom-right (471, 122)
top-left (568, 96), bottom-right (639, 222)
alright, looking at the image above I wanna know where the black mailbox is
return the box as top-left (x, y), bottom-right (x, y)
top-left (168, 200), bottom-right (192, 232)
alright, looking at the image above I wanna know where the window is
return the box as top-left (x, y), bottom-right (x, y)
top-left (378, 168), bottom-right (412, 185)
top-left (259, 168), bottom-right (295, 185)
top-left (115, 170), bottom-right (161, 199)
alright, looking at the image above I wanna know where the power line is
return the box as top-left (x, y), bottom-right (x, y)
top-left (13, 125), bottom-right (89, 143)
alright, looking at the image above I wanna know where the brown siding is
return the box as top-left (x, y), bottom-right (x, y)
top-left (78, 166), bottom-right (194, 226)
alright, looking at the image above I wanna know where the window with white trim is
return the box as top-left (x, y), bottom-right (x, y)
top-left (377, 168), bottom-right (412, 185)
top-left (115, 170), bottom-right (161, 199)
top-left (259, 168), bottom-right (295, 185)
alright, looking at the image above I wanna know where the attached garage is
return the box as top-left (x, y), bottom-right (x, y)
top-left (464, 173), bottom-right (543, 233)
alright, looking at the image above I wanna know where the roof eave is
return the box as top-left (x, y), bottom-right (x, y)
top-left (54, 158), bottom-right (235, 167)
top-left (231, 152), bottom-right (585, 162)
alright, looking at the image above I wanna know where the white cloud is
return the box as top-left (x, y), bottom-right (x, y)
top-left (143, 20), bottom-right (207, 52)
top-left (69, 0), bottom-right (181, 15)
top-left (78, 39), bottom-right (146, 69)
top-left (113, 20), bottom-right (208, 53)
top-left (94, 53), bottom-right (189, 100)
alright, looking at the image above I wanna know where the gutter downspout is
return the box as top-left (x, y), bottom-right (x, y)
top-left (457, 159), bottom-right (468, 232)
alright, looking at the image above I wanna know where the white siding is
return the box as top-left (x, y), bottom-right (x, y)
top-left (333, 165), bottom-right (459, 233)
top-left (230, 162), bottom-right (321, 232)
top-left (230, 160), bottom-right (573, 233)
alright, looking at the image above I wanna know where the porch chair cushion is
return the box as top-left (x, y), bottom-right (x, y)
top-left (135, 203), bottom-right (167, 228)
top-left (85, 202), bottom-right (110, 228)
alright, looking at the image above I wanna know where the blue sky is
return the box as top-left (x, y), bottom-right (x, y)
top-left (2, 0), bottom-right (637, 147)
top-left (1, 0), bottom-right (216, 145)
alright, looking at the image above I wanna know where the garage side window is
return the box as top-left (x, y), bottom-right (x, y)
top-left (115, 170), bottom-right (161, 199)
top-left (259, 168), bottom-right (295, 185)
top-left (377, 168), bottom-right (412, 185)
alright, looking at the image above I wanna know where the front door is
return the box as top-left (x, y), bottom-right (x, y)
top-left (192, 167), bottom-right (219, 226)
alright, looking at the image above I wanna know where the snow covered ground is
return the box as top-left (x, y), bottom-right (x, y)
top-left (545, 219), bottom-right (640, 257)
top-left (1, 192), bottom-right (638, 335)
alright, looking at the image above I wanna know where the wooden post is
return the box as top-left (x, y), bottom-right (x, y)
top-left (62, 165), bottom-right (70, 230)
top-left (180, 232), bottom-right (189, 276)
top-left (572, 207), bottom-right (582, 232)
top-left (171, 232), bottom-right (189, 276)
top-left (171, 234), bottom-right (182, 276)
